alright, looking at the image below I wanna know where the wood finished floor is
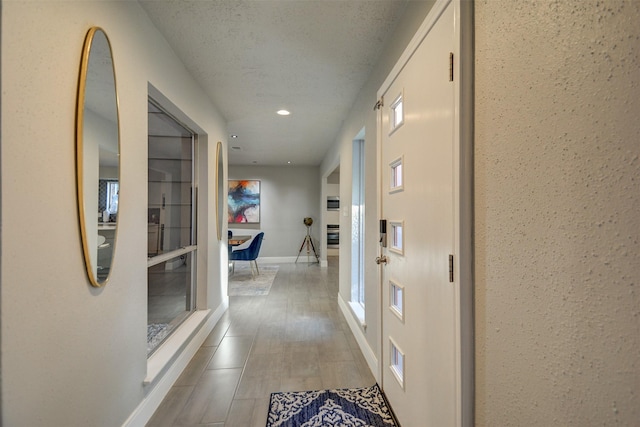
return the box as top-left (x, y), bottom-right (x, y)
top-left (146, 258), bottom-right (375, 427)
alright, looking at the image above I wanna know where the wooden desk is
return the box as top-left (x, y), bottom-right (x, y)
top-left (229, 235), bottom-right (251, 246)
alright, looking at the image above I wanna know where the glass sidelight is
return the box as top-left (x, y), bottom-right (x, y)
top-left (351, 137), bottom-right (365, 306)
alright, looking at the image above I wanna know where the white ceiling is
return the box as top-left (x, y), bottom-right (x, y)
top-left (139, 0), bottom-right (407, 166)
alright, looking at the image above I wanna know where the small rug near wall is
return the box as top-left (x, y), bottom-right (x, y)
top-left (266, 384), bottom-right (398, 427)
top-left (229, 264), bottom-right (279, 296)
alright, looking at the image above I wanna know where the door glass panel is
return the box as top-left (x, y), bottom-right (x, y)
top-left (390, 280), bottom-right (404, 320)
top-left (390, 156), bottom-right (404, 192)
top-left (390, 93), bottom-right (404, 133)
top-left (390, 338), bottom-right (405, 388)
top-left (390, 221), bottom-right (404, 254)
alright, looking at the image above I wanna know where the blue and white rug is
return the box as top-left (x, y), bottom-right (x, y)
top-left (229, 264), bottom-right (279, 296)
top-left (267, 384), bottom-right (398, 427)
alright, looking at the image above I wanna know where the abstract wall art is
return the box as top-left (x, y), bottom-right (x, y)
top-left (228, 180), bottom-right (260, 223)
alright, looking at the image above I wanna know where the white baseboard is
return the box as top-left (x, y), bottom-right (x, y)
top-left (337, 294), bottom-right (379, 382)
top-left (234, 256), bottom-right (323, 265)
top-left (123, 302), bottom-right (228, 427)
top-left (257, 256), bottom-right (318, 264)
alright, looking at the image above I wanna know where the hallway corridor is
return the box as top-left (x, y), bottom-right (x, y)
top-left (147, 258), bottom-right (375, 426)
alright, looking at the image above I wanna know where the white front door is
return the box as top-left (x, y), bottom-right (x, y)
top-left (378, 1), bottom-right (462, 425)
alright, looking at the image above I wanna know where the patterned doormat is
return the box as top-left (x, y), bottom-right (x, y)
top-left (266, 384), bottom-right (398, 427)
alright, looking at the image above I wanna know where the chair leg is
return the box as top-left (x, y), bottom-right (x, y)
top-left (253, 260), bottom-right (260, 276)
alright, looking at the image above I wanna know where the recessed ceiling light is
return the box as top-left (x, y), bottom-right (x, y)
top-left (287, 161), bottom-right (291, 164)
top-left (277, 109), bottom-right (291, 116)
top-left (230, 134), bottom-right (238, 138)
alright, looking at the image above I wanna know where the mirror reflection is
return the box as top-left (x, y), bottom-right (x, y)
top-left (77, 27), bottom-right (120, 287)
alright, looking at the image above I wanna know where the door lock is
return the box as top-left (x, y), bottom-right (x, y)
top-left (379, 219), bottom-right (387, 248)
top-left (375, 255), bottom-right (388, 265)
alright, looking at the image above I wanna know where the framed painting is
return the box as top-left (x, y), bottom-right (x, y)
top-left (228, 180), bottom-right (260, 223)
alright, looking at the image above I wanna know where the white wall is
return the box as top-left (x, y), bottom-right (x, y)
top-left (229, 165), bottom-right (320, 260)
top-left (1, 1), bottom-right (228, 425)
top-left (475, 0), bottom-right (640, 424)
top-left (320, 0), bottom-right (436, 374)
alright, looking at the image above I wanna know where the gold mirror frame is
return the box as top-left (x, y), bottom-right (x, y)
top-left (76, 27), bottom-right (121, 287)
top-left (215, 141), bottom-right (224, 240)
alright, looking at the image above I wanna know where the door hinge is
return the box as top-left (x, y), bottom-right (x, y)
top-left (373, 96), bottom-right (384, 111)
top-left (449, 254), bottom-right (454, 282)
top-left (449, 52), bottom-right (454, 82)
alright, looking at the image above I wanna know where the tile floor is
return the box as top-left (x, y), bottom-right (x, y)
top-left (147, 258), bottom-right (376, 427)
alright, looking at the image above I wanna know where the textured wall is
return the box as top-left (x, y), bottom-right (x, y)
top-left (475, 0), bottom-right (640, 424)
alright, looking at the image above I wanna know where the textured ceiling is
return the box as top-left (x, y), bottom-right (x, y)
top-left (139, 0), bottom-right (407, 165)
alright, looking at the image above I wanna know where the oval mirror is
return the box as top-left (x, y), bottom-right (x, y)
top-left (215, 141), bottom-right (224, 240)
top-left (76, 27), bottom-right (120, 287)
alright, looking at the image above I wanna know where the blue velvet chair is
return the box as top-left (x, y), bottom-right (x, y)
top-left (230, 232), bottom-right (264, 276)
